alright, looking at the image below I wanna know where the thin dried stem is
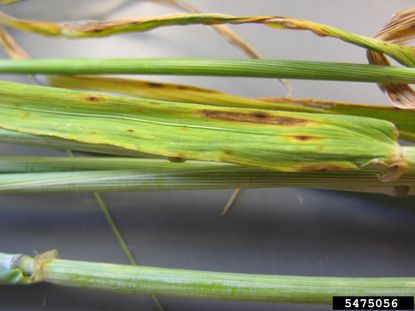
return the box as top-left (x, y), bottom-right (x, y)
top-left (220, 188), bottom-right (241, 216)
top-left (0, 26), bottom-right (28, 59)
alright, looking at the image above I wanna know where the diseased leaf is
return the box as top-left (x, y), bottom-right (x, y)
top-left (50, 75), bottom-right (415, 142)
top-left (259, 96), bottom-right (415, 142)
top-left (0, 11), bottom-right (413, 66)
top-left (0, 80), bottom-right (409, 177)
top-left (49, 75), bottom-right (309, 112)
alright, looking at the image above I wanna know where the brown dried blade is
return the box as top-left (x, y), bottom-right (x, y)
top-left (367, 8), bottom-right (415, 108)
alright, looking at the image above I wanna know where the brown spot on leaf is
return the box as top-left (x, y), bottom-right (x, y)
top-left (84, 95), bottom-right (105, 103)
top-left (223, 149), bottom-right (234, 156)
top-left (167, 156), bottom-right (186, 163)
top-left (74, 21), bottom-right (114, 34)
top-left (202, 110), bottom-right (309, 126)
top-left (294, 135), bottom-right (313, 141)
top-left (127, 129), bottom-right (135, 133)
top-left (147, 82), bottom-right (164, 88)
top-left (254, 112), bottom-right (267, 119)
top-left (269, 18), bottom-right (330, 37)
top-left (287, 135), bottom-right (323, 142)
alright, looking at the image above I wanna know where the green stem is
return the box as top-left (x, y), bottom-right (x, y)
top-left (1, 251), bottom-right (414, 304)
top-left (0, 59), bottom-right (414, 83)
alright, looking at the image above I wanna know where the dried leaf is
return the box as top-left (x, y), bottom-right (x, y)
top-left (0, 11), bottom-right (413, 67)
top-left (367, 8), bottom-right (415, 108)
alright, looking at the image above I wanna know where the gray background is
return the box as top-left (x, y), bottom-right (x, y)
top-left (0, 1), bottom-right (414, 310)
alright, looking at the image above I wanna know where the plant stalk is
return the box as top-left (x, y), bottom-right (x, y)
top-left (1, 251), bottom-right (414, 304)
top-left (0, 59), bottom-right (414, 83)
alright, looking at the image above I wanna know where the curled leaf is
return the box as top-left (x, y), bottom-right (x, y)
top-left (367, 8), bottom-right (415, 108)
top-left (0, 11), bottom-right (413, 67)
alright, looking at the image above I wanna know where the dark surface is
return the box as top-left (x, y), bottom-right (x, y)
top-left (0, 1), bottom-right (414, 310)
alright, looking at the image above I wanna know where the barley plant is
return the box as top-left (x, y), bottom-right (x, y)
top-left (0, 1), bottom-right (414, 310)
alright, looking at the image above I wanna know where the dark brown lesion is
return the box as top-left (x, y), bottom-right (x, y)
top-left (167, 156), bottom-right (186, 163)
top-left (127, 129), bottom-right (135, 133)
top-left (201, 109), bottom-right (310, 126)
top-left (71, 21), bottom-right (115, 34)
top-left (84, 95), bottom-right (106, 103)
top-left (175, 85), bottom-right (217, 93)
top-left (147, 82), bottom-right (164, 88)
top-left (89, 28), bottom-right (105, 34)
top-left (287, 135), bottom-right (324, 142)
top-left (176, 85), bottom-right (189, 90)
